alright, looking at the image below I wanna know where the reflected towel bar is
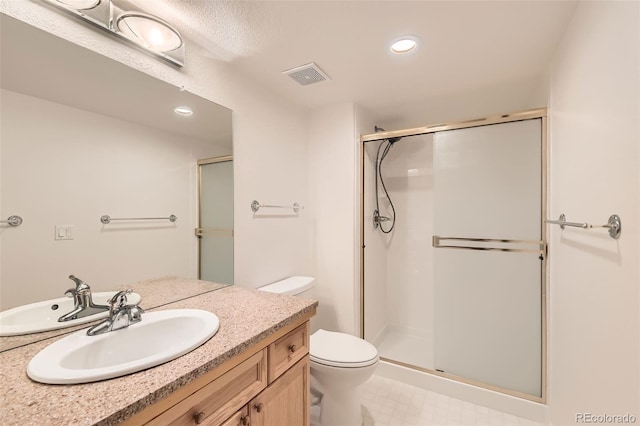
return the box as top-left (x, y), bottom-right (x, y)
top-left (251, 200), bottom-right (303, 213)
top-left (0, 215), bottom-right (23, 227)
top-left (545, 214), bottom-right (621, 239)
top-left (100, 215), bottom-right (177, 224)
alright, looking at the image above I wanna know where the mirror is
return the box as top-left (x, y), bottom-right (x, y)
top-left (0, 14), bottom-right (233, 349)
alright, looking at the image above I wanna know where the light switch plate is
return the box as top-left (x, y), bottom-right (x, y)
top-left (55, 225), bottom-right (74, 240)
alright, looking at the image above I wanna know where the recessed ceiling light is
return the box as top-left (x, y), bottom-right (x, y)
top-left (390, 36), bottom-right (420, 54)
top-left (174, 106), bottom-right (193, 116)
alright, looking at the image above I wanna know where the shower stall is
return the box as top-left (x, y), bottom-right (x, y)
top-left (361, 109), bottom-right (547, 402)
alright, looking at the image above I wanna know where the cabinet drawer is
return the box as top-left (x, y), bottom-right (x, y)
top-left (268, 322), bottom-right (309, 383)
top-left (148, 349), bottom-right (267, 426)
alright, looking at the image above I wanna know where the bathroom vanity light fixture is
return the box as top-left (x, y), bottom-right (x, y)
top-left (115, 12), bottom-right (183, 53)
top-left (41, 0), bottom-right (185, 66)
top-left (390, 36), bottom-right (420, 54)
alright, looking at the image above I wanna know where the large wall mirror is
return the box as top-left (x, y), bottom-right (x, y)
top-left (0, 14), bottom-right (233, 348)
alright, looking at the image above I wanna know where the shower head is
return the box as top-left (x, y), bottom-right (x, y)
top-left (374, 125), bottom-right (402, 144)
top-left (388, 136), bottom-right (402, 144)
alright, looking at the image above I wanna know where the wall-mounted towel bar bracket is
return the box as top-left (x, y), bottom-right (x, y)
top-left (0, 215), bottom-right (23, 227)
top-left (251, 200), bottom-right (303, 213)
top-left (101, 214), bottom-right (177, 224)
top-left (546, 213), bottom-right (621, 239)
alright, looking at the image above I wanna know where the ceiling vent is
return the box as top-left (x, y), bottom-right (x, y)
top-left (282, 62), bottom-right (330, 86)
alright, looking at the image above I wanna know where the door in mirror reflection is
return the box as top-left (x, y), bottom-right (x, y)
top-left (197, 157), bottom-right (234, 284)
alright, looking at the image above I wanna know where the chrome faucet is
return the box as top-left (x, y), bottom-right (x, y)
top-left (86, 289), bottom-right (144, 336)
top-left (58, 275), bottom-right (110, 322)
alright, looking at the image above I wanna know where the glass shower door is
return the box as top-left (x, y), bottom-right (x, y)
top-left (432, 119), bottom-right (544, 397)
top-left (196, 157), bottom-right (234, 284)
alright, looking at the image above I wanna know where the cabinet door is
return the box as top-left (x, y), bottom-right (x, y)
top-left (220, 406), bottom-right (250, 426)
top-left (251, 357), bottom-right (309, 426)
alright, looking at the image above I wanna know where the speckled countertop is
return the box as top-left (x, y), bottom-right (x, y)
top-left (0, 278), bottom-right (317, 425)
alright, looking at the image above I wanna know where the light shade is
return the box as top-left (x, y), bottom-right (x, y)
top-left (55, 0), bottom-right (100, 10)
top-left (116, 12), bottom-right (183, 52)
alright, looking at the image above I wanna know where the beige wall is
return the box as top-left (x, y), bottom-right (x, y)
top-left (307, 102), bottom-right (359, 334)
top-left (548, 1), bottom-right (640, 423)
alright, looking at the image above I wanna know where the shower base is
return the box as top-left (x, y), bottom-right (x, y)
top-left (374, 325), bottom-right (434, 369)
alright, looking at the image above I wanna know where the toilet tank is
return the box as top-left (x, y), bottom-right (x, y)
top-left (258, 276), bottom-right (315, 297)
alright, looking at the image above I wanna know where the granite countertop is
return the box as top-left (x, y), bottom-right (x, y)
top-left (0, 279), bottom-right (318, 425)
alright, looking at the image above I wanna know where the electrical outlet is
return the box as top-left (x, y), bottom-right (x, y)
top-left (54, 225), bottom-right (74, 240)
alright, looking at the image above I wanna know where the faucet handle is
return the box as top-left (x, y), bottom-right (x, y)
top-left (129, 305), bottom-right (144, 323)
top-left (67, 275), bottom-right (90, 294)
top-left (108, 289), bottom-right (133, 310)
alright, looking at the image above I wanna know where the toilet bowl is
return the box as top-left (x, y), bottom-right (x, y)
top-left (258, 277), bottom-right (379, 426)
top-left (310, 329), bottom-right (379, 425)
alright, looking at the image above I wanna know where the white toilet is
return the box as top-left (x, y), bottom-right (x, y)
top-left (258, 276), bottom-right (379, 426)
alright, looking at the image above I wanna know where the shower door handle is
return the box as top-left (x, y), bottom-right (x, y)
top-left (432, 236), bottom-right (546, 256)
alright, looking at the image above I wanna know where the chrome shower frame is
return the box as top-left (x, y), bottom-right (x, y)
top-left (358, 107), bottom-right (548, 403)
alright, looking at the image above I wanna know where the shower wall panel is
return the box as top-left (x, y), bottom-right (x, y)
top-left (384, 135), bottom-right (434, 344)
top-left (364, 135), bottom-right (435, 369)
top-left (363, 142), bottom-right (389, 343)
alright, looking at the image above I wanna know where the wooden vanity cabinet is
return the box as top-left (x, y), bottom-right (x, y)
top-left (250, 357), bottom-right (309, 426)
top-left (124, 317), bottom-right (312, 426)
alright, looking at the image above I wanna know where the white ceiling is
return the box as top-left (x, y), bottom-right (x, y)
top-left (128, 0), bottom-right (578, 125)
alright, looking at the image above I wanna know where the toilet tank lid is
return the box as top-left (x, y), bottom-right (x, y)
top-left (258, 276), bottom-right (315, 295)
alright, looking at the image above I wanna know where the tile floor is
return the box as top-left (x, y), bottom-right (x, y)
top-left (361, 375), bottom-right (545, 426)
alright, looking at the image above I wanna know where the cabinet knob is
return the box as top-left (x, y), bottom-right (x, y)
top-left (288, 344), bottom-right (297, 353)
top-left (194, 411), bottom-right (206, 424)
top-left (240, 415), bottom-right (250, 425)
top-left (254, 402), bottom-right (264, 413)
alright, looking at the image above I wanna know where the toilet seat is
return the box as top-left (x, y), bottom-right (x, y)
top-left (310, 329), bottom-right (378, 368)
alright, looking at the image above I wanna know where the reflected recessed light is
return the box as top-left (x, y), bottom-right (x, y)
top-left (390, 36), bottom-right (420, 54)
top-left (174, 106), bottom-right (193, 116)
top-left (116, 12), bottom-right (183, 53)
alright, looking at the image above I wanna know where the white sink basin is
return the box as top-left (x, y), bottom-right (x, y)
top-left (0, 292), bottom-right (142, 337)
top-left (27, 309), bottom-right (219, 384)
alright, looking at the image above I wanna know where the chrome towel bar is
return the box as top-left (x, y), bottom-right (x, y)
top-left (251, 200), bottom-right (303, 213)
top-left (100, 215), bottom-right (177, 224)
top-left (545, 214), bottom-right (621, 239)
top-left (0, 215), bottom-right (23, 227)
